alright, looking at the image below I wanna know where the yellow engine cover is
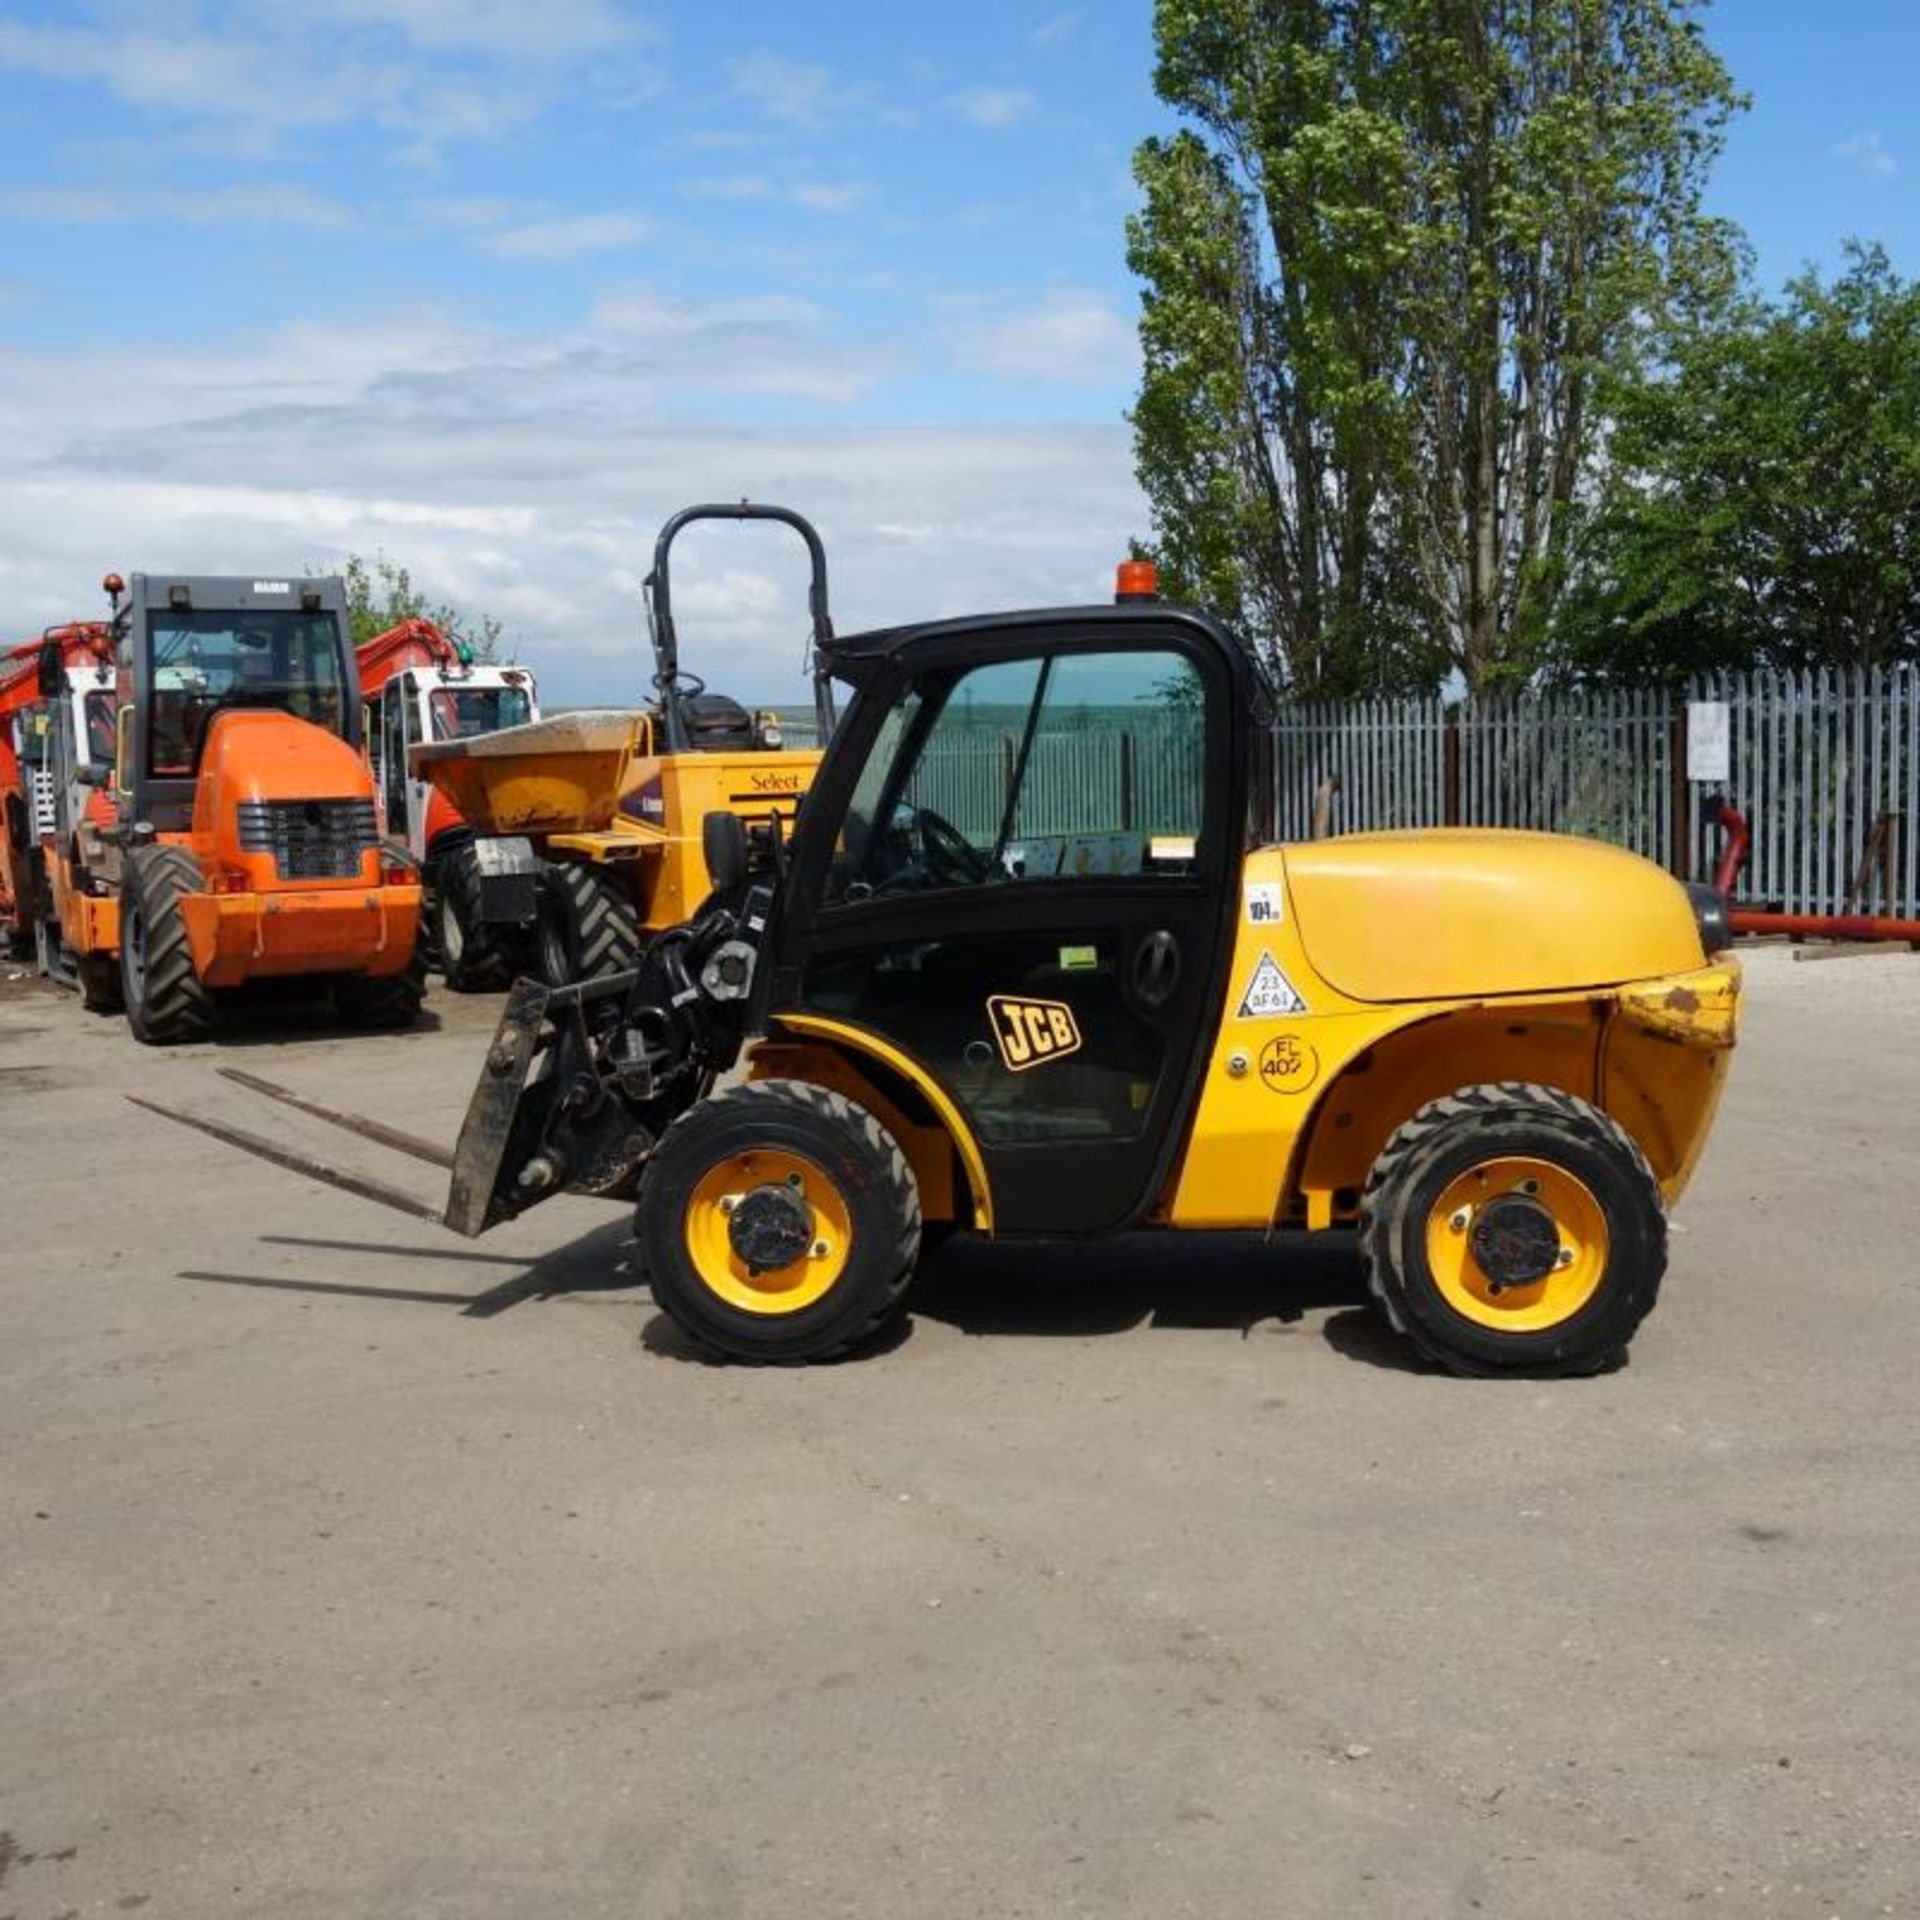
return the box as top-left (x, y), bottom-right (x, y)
top-left (1282, 830), bottom-right (1706, 1002)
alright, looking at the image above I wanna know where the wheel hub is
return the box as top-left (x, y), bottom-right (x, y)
top-left (726, 1182), bottom-right (814, 1272)
top-left (1468, 1193), bottom-right (1562, 1290)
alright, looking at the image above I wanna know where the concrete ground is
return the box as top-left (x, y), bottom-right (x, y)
top-left (1, 945), bottom-right (1916, 1920)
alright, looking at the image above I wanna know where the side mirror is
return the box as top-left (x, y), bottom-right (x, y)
top-left (36, 640), bottom-right (62, 699)
top-left (702, 810), bottom-right (749, 896)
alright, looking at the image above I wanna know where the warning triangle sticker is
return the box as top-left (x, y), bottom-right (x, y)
top-left (1236, 950), bottom-right (1307, 1019)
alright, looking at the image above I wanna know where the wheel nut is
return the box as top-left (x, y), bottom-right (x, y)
top-left (787, 1172), bottom-right (804, 1189)
top-left (718, 1195), bottom-right (737, 1215)
top-left (1518, 1178), bottom-right (1540, 1196)
top-left (1449, 1208), bottom-right (1471, 1233)
top-left (812, 1240), bottom-right (829, 1259)
top-left (1555, 1247), bottom-right (1574, 1269)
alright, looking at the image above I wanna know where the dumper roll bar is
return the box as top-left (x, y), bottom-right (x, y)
top-left (644, 501), bottom-right (838, 752)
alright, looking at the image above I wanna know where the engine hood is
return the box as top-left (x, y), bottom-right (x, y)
top-left (1281, 830), bottom-right (1707, 1005)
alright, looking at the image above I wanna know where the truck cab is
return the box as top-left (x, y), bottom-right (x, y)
top-left (355, 619), bottom-right (539, 991)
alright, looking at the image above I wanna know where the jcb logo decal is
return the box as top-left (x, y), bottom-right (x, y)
top-left (986, 995), bottom-right (1082, 1072)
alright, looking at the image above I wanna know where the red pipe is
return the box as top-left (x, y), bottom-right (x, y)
top-left (1730, 909), bottom-right (1920, 942)
top-left (1710, 799), bottom-right (1751, 898)
top-left (1707, 796), bottom-right (1920, 942)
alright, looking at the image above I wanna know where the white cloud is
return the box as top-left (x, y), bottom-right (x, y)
top-left (685, 174), bottom-right (776, 201)
top-left (726, 50), bottom-right (850, 131)
top-left (949, 87), bottom-right (1037, 130)
top-left (1032, 11), bottom-right (1081, 48)
top-left (1835, 131), bottom-right (1898, 179)
top-left (0, 306), bottom-right (1145, 705)
top-left (789, 180), bottom-right (872, 214)
top-left (0, 2), bottom-right (657, 159)
top-left (948, 291), bottom-right (1137, 387)
top-left (308, 0), bottom-right (644, 58)
top-left (409, 194), bottom-right (538, 229)
top-left (3, 181), bottom-right (358, 228)
top-left (480, 211), bottom-right (652, 261)
top-left (682, 174), bottom-right (869, 215)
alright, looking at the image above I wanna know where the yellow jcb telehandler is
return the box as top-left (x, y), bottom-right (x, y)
top-left (141, 562), bottom-right (1740, 1377)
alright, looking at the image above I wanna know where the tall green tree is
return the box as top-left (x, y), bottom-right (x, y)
top-left (1557, 244), bottom-right (1920, 680)
top-left (331, 553), bottom-right (506, 662)
top-left (1128, 0), bottom-right (1744, 695)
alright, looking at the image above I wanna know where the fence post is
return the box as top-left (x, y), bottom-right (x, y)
top-left (1443, 712), bottom-right (1461, 827)
top-left (1668, 705), bottom-right (1690, 878)
top-left (1118, 729), bottom-right (1134, 832)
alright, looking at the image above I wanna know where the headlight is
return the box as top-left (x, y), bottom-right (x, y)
top-left (1686, 882), bottom-right (1732, 957)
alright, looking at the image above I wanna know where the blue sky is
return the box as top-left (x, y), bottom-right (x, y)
top-left (0, 0), bottom-right (1914, 705)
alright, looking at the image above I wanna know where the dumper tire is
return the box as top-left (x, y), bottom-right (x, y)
top-left (1359, 1082), bottom-right (1667, 1379)
top-left (436, 841), bottom-right (516, 993)
top-left (334, 948), bottom-right (428, 1030)
top-left (119, 845), bottom-right (216, 1046)
top-left (537, 862), bottom-right (640, 986)
top-left (637, 1079), bottom-right (921, 1364)
top-left (76, 953), bottom-right (123, 1012)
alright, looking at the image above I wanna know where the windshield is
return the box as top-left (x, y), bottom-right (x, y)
top-left (428, 684), bottom-right (533, 741)
top-left (147, 608), bottom-right (347, 776)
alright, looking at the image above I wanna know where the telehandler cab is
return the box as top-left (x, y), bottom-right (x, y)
top-left (144, 566), bottom-right (1741, 1376)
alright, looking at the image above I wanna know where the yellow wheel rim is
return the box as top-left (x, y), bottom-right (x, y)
top-left (1423, 1156), bottom-right (1610, 1334)
top-left (683, 1149), bottom-right (852, 1316)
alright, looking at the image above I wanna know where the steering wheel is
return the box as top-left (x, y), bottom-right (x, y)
top-left (913, 805), bottom-right (993, 887)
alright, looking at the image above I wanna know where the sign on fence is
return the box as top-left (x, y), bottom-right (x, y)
top-left (1687, 702), bottom-right (1731, 783)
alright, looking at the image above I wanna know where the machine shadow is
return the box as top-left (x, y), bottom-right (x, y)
top-left (904, 1227), bottom-right (1430, 1369)
top-left (179, 1217), bottom-right (640, 1319)
top-left (203, 982), bottom-right (447, 1046)
top-left (181, 1221), bottom-right (1439, 1374)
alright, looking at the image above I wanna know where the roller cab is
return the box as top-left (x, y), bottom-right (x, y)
top-left (40, 572), bottom-right (423, 1043)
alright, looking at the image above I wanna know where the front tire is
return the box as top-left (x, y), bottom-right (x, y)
top-left (637, 1080), bottom-right (921, 1363)
top-left (1359, 1082), bottom-right (1667, 1378)
top-left (119, 845), bottom-right (216, 1045)
top-left (436, 841), bottom-right (516, 992)
top-left (535, 862), bottom-right (640, 987)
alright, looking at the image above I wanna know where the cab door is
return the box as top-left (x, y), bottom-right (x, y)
top-left (771, 618), bottom-right (1246, 1236)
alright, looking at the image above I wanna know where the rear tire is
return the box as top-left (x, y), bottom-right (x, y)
top-left (436, 841), bottom-right (516, 992)
top-left (637, 1080), bottom-right (921, 1363)
top-left (1359, 1082), bottom-right (1667, 1378)
top-left (334, 949), bottom-right (427, 1029)
top-left (119, 845), bottom-right (216, 1045)
top-left (536, 862), bottom-right (640, 986)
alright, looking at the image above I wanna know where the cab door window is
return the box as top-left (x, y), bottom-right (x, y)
top-left (826, 648), bottom-right (1205, 904)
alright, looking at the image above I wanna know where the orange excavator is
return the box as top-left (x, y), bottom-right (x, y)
top-left (34, 572), bottom-right (424, 1043)
top-left (1, 621), bottom-right (116, 976)
top-left (354, 617), bottom-right (540, 990)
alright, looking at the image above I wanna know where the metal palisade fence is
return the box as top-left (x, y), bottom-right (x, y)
top-left (1274, 666), bottom-right (1920, 919)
